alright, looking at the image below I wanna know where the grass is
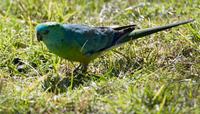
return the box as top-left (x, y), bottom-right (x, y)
top-left (0, 0), bottom-right (199, 113)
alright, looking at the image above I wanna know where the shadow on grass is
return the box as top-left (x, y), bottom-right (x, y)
top-left (42, 73), bottom-right (100, 93)
top-left (41, 56), bottom-right (146, 93)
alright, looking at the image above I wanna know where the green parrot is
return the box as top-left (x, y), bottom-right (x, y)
top-left (36, 19), bottom-right (194, 72)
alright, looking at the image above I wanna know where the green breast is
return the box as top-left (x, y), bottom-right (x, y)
top-left (44, 38), bottom-right (98, 64)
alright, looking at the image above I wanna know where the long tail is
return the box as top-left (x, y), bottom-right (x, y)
top-left (116, 19), bottom-right (194, 44)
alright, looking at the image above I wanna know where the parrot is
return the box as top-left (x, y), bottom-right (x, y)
top-left (36, 19), bottom-right (194, 72)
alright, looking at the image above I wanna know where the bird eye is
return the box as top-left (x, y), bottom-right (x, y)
top-left (43, 30), bottom-right (49, 35)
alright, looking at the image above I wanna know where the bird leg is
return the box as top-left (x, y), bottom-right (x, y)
top-left (73, 63), bottom-right (88, 74)
top-left (73, 64), bottom-right (81, 74)
top-left (80, 64), bottom-right (88, 73)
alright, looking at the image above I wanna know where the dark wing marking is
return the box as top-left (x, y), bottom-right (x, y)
top-left (112, 24), bottom-right (136, 30)
top-left (113, 25), bottom-right (136, 43)
top-left (95, 24), bottom-right (136, 31)
top-left (89, 25), bottom-right (136, 54)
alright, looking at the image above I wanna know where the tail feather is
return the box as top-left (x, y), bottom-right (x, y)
top-left (116, 19), bottom-right (194, 44)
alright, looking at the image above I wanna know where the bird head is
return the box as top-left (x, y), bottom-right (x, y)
top-left (35, 22), bottom-right (61, 42)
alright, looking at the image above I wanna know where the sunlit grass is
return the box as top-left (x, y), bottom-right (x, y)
top-left (0, 0), bottom-right (199, 113)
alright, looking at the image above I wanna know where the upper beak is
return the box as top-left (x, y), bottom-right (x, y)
top-left (36, 32), bottom-right (42, 41)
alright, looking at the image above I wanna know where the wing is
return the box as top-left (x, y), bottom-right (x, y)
top-left (91, 25), bottom-right (137, 53)
top-left (64, 24), bottom-right (136, 56)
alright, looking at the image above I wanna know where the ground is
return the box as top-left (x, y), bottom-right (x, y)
top-left (0, 0), bottom-right (199, 113)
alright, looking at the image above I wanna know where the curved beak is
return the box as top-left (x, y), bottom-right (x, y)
top-left (36, 32), bottom-right (42, 42)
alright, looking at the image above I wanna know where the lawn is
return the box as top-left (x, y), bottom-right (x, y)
top-left (0, 0), bottom-right (199, 113)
